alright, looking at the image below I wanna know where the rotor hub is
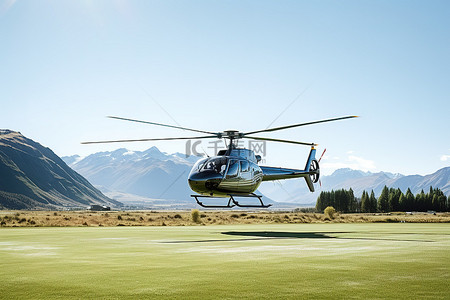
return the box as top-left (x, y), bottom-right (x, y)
top-left (222, 130), bottom-right (242, 139)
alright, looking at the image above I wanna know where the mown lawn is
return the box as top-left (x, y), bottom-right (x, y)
top-left (1, 223), bottom-right (449, 299)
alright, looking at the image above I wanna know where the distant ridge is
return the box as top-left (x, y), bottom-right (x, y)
top-left (0, 130), bottom-right (121, 210)
top-left (259, 166), bottom-right (450, 204)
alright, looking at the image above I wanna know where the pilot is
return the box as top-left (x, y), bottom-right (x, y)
top-left (214, 162), bottom-right (221, 173)
top-left (220, 164), bottom-right (226, 175)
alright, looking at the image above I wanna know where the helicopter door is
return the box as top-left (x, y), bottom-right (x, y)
top-left (224, 159), bottom-right (240, 190)
top-left (239, 160), bottom-right (253, 193)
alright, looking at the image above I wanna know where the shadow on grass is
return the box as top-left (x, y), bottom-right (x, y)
top-left (162, 231), bottom-right (340, 243)
top-left (222, 231), bottom-right (436, 243)
top-left (222, 231), bottom-right (336, 239)
top-left (162, 231), bottom-right (436, 243)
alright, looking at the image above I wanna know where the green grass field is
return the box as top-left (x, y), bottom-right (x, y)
top-left (1, 224), bottom-right (449, 299)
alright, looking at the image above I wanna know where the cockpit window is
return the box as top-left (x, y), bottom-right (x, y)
top-left (193, 158), bottom-right (208, 171)
top-left (240, 160), bottom-right (250, 172)
top-left (201, 157), bottom-right (228, 175)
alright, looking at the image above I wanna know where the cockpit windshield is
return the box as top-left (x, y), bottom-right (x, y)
top-left (192, 158), bottom-right (208, 171)
top-left (201, 157), bottom-right (228, 175)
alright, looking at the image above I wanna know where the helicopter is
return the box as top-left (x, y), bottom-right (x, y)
top-left (82, 115), bottom-right (358, 208)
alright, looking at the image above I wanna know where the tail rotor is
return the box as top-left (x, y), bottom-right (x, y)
top-left (309, 159), bottom-right (320, 183)
top-left (310, 148), bottom-right (326, 185)
top-left (318, 148), bottom-right (326, 163)
top-left (317, 148), bottom-right (326, 187)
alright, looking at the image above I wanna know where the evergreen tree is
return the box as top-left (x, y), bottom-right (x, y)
top-left (424, 186), bottom-right (433, 211)
top-left (405, 188), bottom-right (414, 211)
top-left (348, 188), bottom-right (357, 212)
top-left (416, 190), bottom-right (426, 211)
top-left (388, 188), bottom-right (402, 212)
top-left (388, 193), bottom-right (394, 212)
top-left (361, 191), bottom-right (368, 213)
top-left (394, 188), bottom-right (402, 211)
top-left (428, 187), bottom-right (447, 212)
top-left (315, 193), bottom-right (323, 212)
top-left (432, 194), bottom-right (439, 211)
top-left (378, 186), bottom-right (389, 212)
top-left (398, 193), bottom-right (405, 211)
top-left (315, 188), bottom-right (363, 213)
top-left (330, 190), bottom-right (336, 210)
top-left (369, 190), bottom-right (377, 213)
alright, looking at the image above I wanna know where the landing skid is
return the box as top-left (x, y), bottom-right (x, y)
top-left (191, 193), bottom-right (272, 209)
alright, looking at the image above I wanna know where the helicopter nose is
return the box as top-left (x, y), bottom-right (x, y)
top-left (188, 172), bottom-right (221, 193)
top-left (188, 174), bottom-right (206, 192)
top-left (188, 172), bottom-right (209, 193)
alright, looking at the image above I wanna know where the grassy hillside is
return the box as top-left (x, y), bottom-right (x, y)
top-left (0, 130), bottom-right (120, 209)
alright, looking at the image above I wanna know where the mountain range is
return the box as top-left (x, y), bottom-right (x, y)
top-left (64, 148), bottom-right (197, 206)
top-left (63, 148), bottom-right (276, 209)
top-left (3, 129), bottom-right (445, 210)
top-left (0, 130), bottom-right (120, 210)
top-left (259, 167), bottom-right (450, 205)
top-left (63, 146), bottom-right (450, 207)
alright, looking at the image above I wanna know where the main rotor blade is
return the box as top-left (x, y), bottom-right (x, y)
top-left (107, 116), bottom-right (217, 135)
top-left (81, 135), bottom-right (217, 144)
top-left (244, 115), bottom-right (358, 135)
top-left (245, 136), bottom-right (317, 146)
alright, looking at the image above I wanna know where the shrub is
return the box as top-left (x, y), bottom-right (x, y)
top-left (117, 215), bottom-right (122, 220)
top-left (191, 209), bottom-right (201, 223)
top-left (324, 206), bottom-right (336, 219)
top-left (174, 214), bottom-right (182, 219)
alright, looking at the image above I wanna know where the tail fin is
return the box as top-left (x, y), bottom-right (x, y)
top-left (304, 147), bottom-right (317, 192)
top-left (304, 175), bottom-right (315, 192)
top-left (304, 147), bottom-right (316, 171)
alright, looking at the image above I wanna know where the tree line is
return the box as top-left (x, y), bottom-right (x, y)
top-left (315, 186), bottom-right (449, 213)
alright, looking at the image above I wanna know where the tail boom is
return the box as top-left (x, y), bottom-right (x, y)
top-left (260, 147), bottom-right (319, 192)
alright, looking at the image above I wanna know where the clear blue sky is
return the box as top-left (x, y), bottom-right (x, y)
top-left (1, 0), bottom-right (449, 176)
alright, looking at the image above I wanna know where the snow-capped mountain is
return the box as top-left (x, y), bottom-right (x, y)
top-left (64, 147), bottom-right (198, 203)
top-left (63, 147), bottom-right (276, 208)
